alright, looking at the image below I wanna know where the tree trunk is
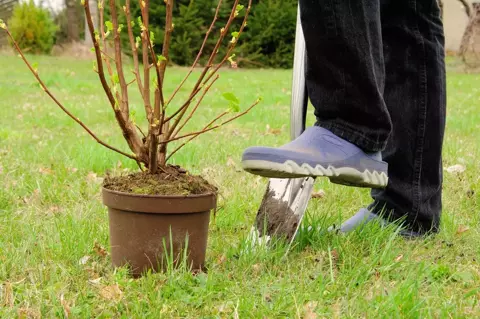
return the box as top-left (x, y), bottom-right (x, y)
top-left (458, 0), bottom-right (472, 17)
top-left (85, 0), bottom-right (99, 47)
top-left (459, 2), bottom-right (480, 67)
top-left (65, 0), bottom-right (80, 42)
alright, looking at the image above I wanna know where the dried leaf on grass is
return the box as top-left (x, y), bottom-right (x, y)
top-left (227, 157), bottom-right (236, 167)
top-left (456, 225), bottom-right (470, 235)
top-left (17, 307), bottom-right (41, 319)
top-left (1, 282), bottom-right (13, 307)
top-left (99, 284), bottom-right (123, 302)
top-left (22, 189), bottom-right (40, 204)
top-left (216, 254), bottom-right (227, 266)
top-left (93, 241), bottom-right (108, 257)
top-left (311, 190), bottom-right (326, 199)
top-left (252, 263), bottom-right (262, 275)
top-left (48, 205), bottom-right (61, 214)
top-left (446, 164), bottom-right (466, 174)
top-left (88, 277), bottom-right (102, 285)
top-left (303, 301), bottom-right (319, 319)
top-left (86, 172), bottom-right (102, 183)
top-left (265, 124), bottom-right (282, 136)
top-left (78, 255), bottom-right (91, 265)
top-left (60, 294), bottom-right (71, 318)
top-left (38, 167), bottom-right (53, 175)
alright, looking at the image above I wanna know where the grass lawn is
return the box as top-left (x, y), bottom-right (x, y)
top-left (0, 54), bottom-right (479, 318)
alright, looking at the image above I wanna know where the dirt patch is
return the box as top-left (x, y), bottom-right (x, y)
top-left (103, 165), bottom-right (217, 196)
top-left (255, 190), bottom-right (300, 242)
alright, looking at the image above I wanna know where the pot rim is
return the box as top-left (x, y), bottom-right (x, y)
top-left (102, 187), bottom-right (217, 199)
top-left (102, 187), bottom-right (217, 214)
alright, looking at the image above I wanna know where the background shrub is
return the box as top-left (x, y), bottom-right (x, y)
top-left (106, 0), bottom-right (297, 68)
top-left (8, 0), bottom-right (57, 54)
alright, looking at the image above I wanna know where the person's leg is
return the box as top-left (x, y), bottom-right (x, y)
top-left (300, 0), bottom-right (391, 152)
top-left (371, 0), bottom-right (446, 233)
top-left (339, 0), bottom-right (446, 234)
top-left (241, 0), bottom-right (390, 188)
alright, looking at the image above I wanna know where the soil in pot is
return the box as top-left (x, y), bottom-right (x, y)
top-left (103, 165), bottom-right (217, 196)
top-left (102, 166), bottom-right (217, 277)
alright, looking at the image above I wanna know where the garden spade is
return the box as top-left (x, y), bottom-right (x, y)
top-left (248, 5), bottom-right (315, 247)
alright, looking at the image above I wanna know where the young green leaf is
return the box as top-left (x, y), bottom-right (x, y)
top-left (0, 19), bottom-right (6, 29)
top-left (223, 92), bottom-right (240, 112)
top-left (135, 36), bottom-right (141, 48)
top-left (229, 103), bottom-right (240, 112)
top-left (231, 31), bottom-right (239, 38)
top-left (112, 74), bottom-right (120, 84)
top-left (105, 21), bottom-right (113, 32)
top-left (117, 24), bottom-right (124, 33)
top-left (236, 4), bottom-right (245, 11)
top-left (32, 62), bottom-right (39, 73)
top-left (157, 55), bottom-right (167, 62)
top-left (222, 92), bottom-right (240, 105)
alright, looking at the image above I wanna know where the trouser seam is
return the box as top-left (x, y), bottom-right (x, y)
top-left (410, 0), bottom-right (428, 221)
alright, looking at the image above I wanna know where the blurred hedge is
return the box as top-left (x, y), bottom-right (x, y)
top-left (108, 0), bottom-right (297, 68)
top-left (7, 0), bottom-right (57, 54)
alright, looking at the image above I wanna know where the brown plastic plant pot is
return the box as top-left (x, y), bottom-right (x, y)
top-left (102, 187), bottom-right (216, 277)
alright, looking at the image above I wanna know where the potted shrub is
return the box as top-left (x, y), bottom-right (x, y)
top-left (0, 0), bottom-right (257, 277)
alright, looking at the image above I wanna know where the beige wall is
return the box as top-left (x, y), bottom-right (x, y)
top-left (444, 0), bottom-right (473, 52)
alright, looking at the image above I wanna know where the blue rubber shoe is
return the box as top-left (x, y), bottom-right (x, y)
top-left (242, 126), bottom-right (388, 188)
top-left (329, 208), bottom-right (422, 238)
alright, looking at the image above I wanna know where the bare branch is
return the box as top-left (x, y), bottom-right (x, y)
top-left (159, 0), bottom-right (173, 85)
top-left (109, 0), bottom-right (130, 116)
top-left (85, 0), bottom-right (116, 108)
top-left (136, 124), bottom-right (146, 138)
top-left (125, 0), bottom-right (149, 117)
top-left (162, 99), bottom-right (260, 145)
top-left (126, 78), bottom-right (136, 86)
top-left (166, 0), bottom-right (223, 106)
top-left (84, 0), bottom-right (146, 162)
top-left (99, 50), bottom-right (115, 62)
top-left (163, 86), bottom-right (202, 122)
top-left (172, 75), bottom-right (219, 138)
top-left (99, 0), bottom-right (115, 81)
top-left (165, 0), bottom-right (241, 139)
top-left (4, 28), bottom-right (137, 161)
top-left (140, 0), bottom-right (152, 122)
top-left (458, 0), bottom-right (472, 17)
top-left (166, 112), bottom-right (228, 162)
top-left (203, 0), bottom-right (252, 85)
top-left (139, 0), bottom-right (165, 135)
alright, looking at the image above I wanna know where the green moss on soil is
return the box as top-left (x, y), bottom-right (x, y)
top-left (103, 165), bottom-right (217, 196)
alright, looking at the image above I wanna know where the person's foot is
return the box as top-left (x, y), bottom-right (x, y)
top-left (241, 126), bottom-right (388, 188)
top-left (329, 208), bottom-right (422, 238)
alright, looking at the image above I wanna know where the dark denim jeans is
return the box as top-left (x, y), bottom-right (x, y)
top-left (299, 0), bottom-right (446, 233)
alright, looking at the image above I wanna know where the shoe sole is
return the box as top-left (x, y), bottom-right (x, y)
top-left (242, 159), bottom-right (388, 188)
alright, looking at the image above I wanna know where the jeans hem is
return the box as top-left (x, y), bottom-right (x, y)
top-left (316, 121), bottom-right (388, 152)
top-left (368, 200), bottom-right (440, 234)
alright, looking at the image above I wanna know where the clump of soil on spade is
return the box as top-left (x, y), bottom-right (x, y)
top-left (255, 190), bottom-right (300, 241)
top-left (103, 165), bottom-right (217, 196)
